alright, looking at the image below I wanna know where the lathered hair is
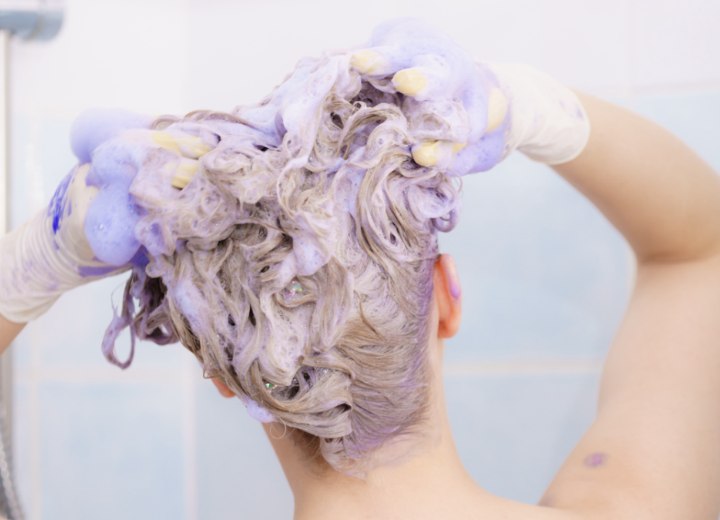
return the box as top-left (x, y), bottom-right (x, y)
top-left (102, 54), bottom-right (462, 474)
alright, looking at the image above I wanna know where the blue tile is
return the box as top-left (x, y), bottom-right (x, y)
top-left (440, 155), bottom-right (633, 364)
top-left (15, 276), bottom-right (188, 373)
top-left (628, 90), bottom-right (720, 172)
top-left (629, 0), bottom-right (720, 87)
top-left (11, 381), bottom-right (33, 519)
top-left (38, 380), bottom-right (186, 520)
top-left (446, 371), bottom-right (600, 503)
top-left (194, 380), bottom-right (293, 520)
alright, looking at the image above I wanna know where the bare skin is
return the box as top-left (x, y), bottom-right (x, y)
top-left (3, 91), bottom-right (720, 518)
top-left (0, 316), bottom-right (24, 356)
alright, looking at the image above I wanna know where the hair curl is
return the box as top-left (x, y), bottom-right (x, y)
top-left (102, 54), bottom-right (462, 474)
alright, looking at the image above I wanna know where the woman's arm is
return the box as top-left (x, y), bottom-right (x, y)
top-left (0, 314), bottom-right (25, 355)
top-left (543, 93), bottom-right (720, 519)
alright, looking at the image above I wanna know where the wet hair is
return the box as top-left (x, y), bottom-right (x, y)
top-left (102, 54), bottom-right (461, 474)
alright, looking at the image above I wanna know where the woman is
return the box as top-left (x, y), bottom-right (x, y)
top-left (1, 20), bottom-right (719, 519)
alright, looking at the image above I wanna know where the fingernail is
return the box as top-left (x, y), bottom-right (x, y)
top-left (442, 255), bottom-right (461, 300)
top-left (152, 131), bottom-right (181, 154)
top-left (486, 87), bottom-right (509, 133)
top-left (392, 68), bottom-right (428, 96)
top-left (175, 135), bottom-right (212, 158)
top-left (412, 141), bottom-right (458, 167)
top-left (412, 141), bottom-right (439, 166)
top-left (171, 158), bottom-right (200, 189)
top-left (450, 281), bottom-right (461, 300)
top-left (153, 131), bottom-right (212, 158)
top-left (350, 50), bottom-right (386, 74)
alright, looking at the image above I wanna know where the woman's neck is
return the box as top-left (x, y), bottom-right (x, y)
top-left (262, 377), bottom-right (488, 520)
top-left (294, 433), bottom-right (485, 519)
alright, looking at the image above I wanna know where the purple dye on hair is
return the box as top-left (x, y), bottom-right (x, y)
top-left (97, 18), bottom-right (488, 476)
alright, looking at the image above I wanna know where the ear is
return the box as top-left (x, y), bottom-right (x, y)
top-left (211, 377), bottom-right (236, 399)
top-left (433, 253), bottom-right (462, 339)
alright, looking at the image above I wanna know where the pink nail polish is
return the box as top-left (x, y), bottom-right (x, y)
top-left (450, 281), bottom-right (461, 300)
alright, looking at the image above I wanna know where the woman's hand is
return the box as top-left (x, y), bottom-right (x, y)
top-left (0, 110), bottom-right (213, 324)
top-left (75, 125), bottom-right (213, 266)
top-left (349, 19), bottom-right (591, 175)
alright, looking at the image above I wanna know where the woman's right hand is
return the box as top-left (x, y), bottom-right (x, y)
top-left (0, 110), bottom-right (214, 324)
top-left (64, 117), bottom-right (214, 268)
top-left (349, 19), bottom-right (591, 175)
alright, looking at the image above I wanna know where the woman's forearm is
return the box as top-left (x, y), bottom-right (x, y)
top-left (552, 92), bottom-right (720, 264)
top-left (0, 314), bottom-right (25, 355)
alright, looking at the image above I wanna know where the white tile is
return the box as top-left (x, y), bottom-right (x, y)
top-left (11, 0), bottom-right (190, 117)
top-left (185, 0), bottom-right (633, 107)
top-left (629, 0), bottom-right (720, 88)
top-left (37, 380), bottom-right (187, 519)
top-left (193, 380), bottom-right (293, 520)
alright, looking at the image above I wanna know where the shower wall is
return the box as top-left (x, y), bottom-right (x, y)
top-left (10, 2), bottom-right (193, 518)
top-left (7, 0), bottom-right (720, 518)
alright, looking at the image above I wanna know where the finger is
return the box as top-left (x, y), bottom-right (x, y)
top-left (151, 130), bottom-right (212, 159)
top-left (392, 68), bottom-right (428, 97)
top-left (69, 164), bottom-right (98, 218)
top-left (411, 140), bottom-right (465, 168)
top-left (350, 49), bottom-right (389, 75)
top-left (485, 87), bottom-right (509, 133)
top-left (350, 45), bottom-right (411, 76)
top-left (449, 130), bottom-right (507, 175)
top-left (60, 165), bottom-right (101, 264)
top-left (169, 158), bottom-right (201, 189)
top-left (83, 184), bottom-right (142, 266)
top-left (86, 138), bottom-right (140, 187)
top-left (391, 54), bottom-right (452, 100)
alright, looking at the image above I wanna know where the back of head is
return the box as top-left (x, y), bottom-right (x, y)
top-left (104, 52), bottom-right (461, 474)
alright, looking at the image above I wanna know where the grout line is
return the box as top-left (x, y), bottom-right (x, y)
top-left (443, 359), bottom-right (604, 376)
top-left (29, 365), bottom-right (40, 519)
top-left (182, 356), bottom-right (198, 520)
top-left (25, 322), bottom-right (42, 519)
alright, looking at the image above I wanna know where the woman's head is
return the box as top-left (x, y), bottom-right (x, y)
top-left (103, 53), bottom-right (463, 474)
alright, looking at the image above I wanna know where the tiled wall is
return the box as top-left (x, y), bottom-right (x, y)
top-left (7, 0), bottom-right (720, 518)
